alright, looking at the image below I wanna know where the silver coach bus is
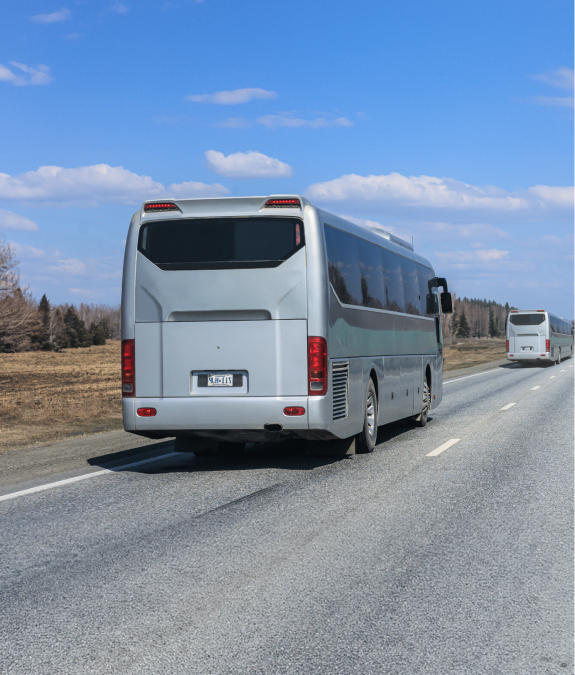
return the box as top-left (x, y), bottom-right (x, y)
top-left (121, 195), bottom-right (452, 456)
top-left (506, 309), bottom-right (574, 365)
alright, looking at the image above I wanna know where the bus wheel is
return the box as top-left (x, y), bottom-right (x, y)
top-left (356, 379), bottom-right (378, 453)
top-left (217, 442), bottom-right (246, 458)
top-left (413, 378), bottom-right (431, 427)
top-left (557, 350), bottom-right (561, 365)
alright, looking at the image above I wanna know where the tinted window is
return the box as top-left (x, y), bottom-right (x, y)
top-left (138, 217), bottom-right (304, 270)
top-left (379, 248), bottom-right (404, 312)
top-left (357, 239), bottom-right (385, 309)
top-left (325, 226), bottom-right (361, 305)
top-left (401, 258), bottom-right (421, 316)
top-left (509, 314), bottom-right (546, 326)
top-left (417, 264), bottom-right (435, 317)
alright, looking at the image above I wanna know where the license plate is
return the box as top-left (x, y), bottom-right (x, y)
top-left (521, 346), bottom-right (533, 351)
top-left (207, 374), bottom-right (233, 387)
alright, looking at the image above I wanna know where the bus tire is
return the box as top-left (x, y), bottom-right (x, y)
top-left (557, 350), bottom-right (561, 365)
top-left (413, 377), bottom-right (431, 427)
top-left (356, 379), bottom-right (378, 453)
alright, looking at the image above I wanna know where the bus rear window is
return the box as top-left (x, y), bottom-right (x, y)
top-left (138, 217), bottom-right (304, 270)
top-left (509, 314), bottom-right (545, 326)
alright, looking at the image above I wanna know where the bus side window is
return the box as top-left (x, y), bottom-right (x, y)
top-left (325, 226), bottom-right (362, 306)
top-left (417, 264), bottom-right (435, 317)
top-left (401, 258), bottom-right (420, 316)
top-left (357, 239), bottom-right (385, 309)
top-left (380, 248), bottom-right (405, 313)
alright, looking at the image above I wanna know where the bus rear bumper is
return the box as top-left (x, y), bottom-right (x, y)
top-left (506, 353), bottom-right (551, 362)
top-left (123, 396), bottom-right (310, 435)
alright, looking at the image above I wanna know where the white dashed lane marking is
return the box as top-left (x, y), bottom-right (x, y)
top-left (550, 376), bottom-right (556, 379)
top-left (427, 439), bottom-right (460, 457)
top-left (500, 402), bottom-right (516, 411)
top-left (531, 386), bottom-right (540, 390)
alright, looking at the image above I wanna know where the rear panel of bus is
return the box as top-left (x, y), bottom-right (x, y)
top-left (122, 198), bottom-right (314, 441)
top-left (506, 311), bottom-right (548, 361)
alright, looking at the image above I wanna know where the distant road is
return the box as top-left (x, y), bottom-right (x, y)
top-left (1, 361), bottom-right (573, 674)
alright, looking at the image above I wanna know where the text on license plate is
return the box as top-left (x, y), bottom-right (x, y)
top-left (208, 374), bottom-right (233, 387)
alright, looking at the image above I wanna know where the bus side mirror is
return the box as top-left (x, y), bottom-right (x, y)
top-left (440, 292), bottom-right (453, 314)
top-left (426, 294), bottom-right (439, 315)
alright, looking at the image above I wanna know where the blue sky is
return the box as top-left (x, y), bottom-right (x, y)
top-left (1, 0), bottom-right (573, 317)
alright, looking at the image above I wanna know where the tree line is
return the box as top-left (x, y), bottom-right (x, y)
top-left (0, 237), bottom-right (120, 353)
top-left (442, 296), bottom-right (516, 340)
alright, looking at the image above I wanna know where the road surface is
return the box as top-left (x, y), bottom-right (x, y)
top-left (1, 361), bottom-right (573, 674)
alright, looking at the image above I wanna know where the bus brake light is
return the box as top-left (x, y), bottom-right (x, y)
top-left (122, 339), bottom-right (135, 397)
top-left (264, 198), bottom-right (301, 208)
top-left (546, 339), bottom-right (550, 352)
top-left (144, 202), bottom-right (180, 213)
top-left (506, 340), bottom-right (509, 351)
top-left (308, 337), bottom-right (328, 396)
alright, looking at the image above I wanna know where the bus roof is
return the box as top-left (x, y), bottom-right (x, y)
top-left (139, 195), bottom-right (432, 269)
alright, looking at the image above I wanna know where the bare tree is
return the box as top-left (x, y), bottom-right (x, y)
top-left (0, 237), bottom-right (41, 352)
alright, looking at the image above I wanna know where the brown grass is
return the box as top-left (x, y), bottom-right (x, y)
top-left (443, 337), bottom-right (506, 372)
top-left (0, 337), bottom-right (507, 452)
top-left (0, 341), bottom-right (123, 452)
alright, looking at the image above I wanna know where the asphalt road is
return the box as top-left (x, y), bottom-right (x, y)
top-left (1, 360), bottom-right (573, 675)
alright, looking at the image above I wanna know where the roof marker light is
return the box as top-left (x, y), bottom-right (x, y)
top-left (144, 202), bottom-right (181, 213)
top-left (264, 198), bottom-right (301, 208)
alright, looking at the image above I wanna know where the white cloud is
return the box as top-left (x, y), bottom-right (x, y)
top-left (0, 164), bottom-right (230, 207)
top-left (109, 3), bottom-right (129, 13)
top-left (435, 249), bottom-right (509, 265)
top-left (186, 88), bottom-right (277, 105)
top-left (257, 114), bottom-right (353, 129)
top-left (166, 180), bottom-right (230, 199)
top-left (205, 150), bottom-right (293, 179)
top-left (10, 242), bottom-right (46, 258)
top-left (0, 209), bottom-right (39, 231)
top-left (532, 67), bottom-right (574, 91)
top-left (30, 7), bottom-right (71, 23)
top-left (305, 172), bottom-right (574, 222)
top-left (529, 67), bottom-right (574, 108)
top-left (69, 288), bottom-right (106, 297)
top-left (530, 95), bottom-right (574, 108)
top-left (0, 62), bottom-right (53, 86)
top-left (214, 117), bottom-right (251, 128)
top-left (47, 258), bottom-right (87, 276)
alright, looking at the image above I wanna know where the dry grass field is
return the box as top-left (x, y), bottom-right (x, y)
top-left (0, 337), bottom-right (507, 452)
top-left (443, 337), bottom-right (506, 371)
top-left (0, 341), bottom-right (123, 452)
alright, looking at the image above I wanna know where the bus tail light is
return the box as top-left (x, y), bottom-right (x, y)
top-left (284, 406), bottom-right (305, 416)
top-left (308, 337), bottom-right (328, 396)
top-left (506, 340), bottom-right (509, 351)
top-left (121, 339), bottom-right (135, 397)
top-left (546, 339), bottom-right (550, 352)
top-left (137, 407), bottom-right (157, 417)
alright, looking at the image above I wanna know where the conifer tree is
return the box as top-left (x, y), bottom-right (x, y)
top-left (456, 311), bottom-right (470, 338)
top-left (36, 294), bottom-right (53, 350)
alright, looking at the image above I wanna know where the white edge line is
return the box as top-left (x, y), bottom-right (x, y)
top-left (500, 402), bottom-right (516, 411)
top-left (531, 386), bottom-right (540, 390)
top-left (427, 438), bottom-right (460, 457)
top-left (444, 366), bottom-right (519, 385)
top-left (0, 452), bottom-right (183, 503)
